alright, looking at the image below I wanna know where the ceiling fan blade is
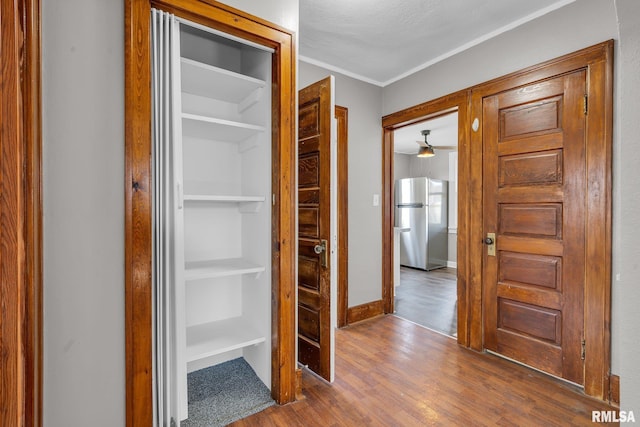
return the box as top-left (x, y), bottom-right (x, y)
top-left (432, 145), bottom-right (457, 150)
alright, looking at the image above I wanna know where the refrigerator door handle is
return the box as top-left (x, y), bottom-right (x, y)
top-left (396, 203), bottom-right (425, 208)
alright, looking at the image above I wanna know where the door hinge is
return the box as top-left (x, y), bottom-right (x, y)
top-left (581, 339), bottom-right (586, 360)
top-left (583, 94), bottom-right (588, 115)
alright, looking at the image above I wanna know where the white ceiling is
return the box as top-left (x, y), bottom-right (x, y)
top-left (394, 112), bottom-right (458, 155)
top-left (299, 0), bottom-right (574, 86)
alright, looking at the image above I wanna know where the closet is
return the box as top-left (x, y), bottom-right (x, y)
top-left (169, 19), bottom-right (274, 421)
top-left (129, 1), bottom-right (296, 422)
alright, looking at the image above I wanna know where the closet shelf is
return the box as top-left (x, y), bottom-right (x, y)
top-left (183, 194), bottom-right (264, 203)
top-left (182, 113), bottom-right (265, 143)
top-left (186, 317), bottom-right (265, 363)
top-left (183, 194), bottom-right (265, 212)
top-left (181, 57), bottom-right (266, 104)
top-left (185, 258), bottom-right (265, 281)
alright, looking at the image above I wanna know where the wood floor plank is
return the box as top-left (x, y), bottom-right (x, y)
top-left (232, 316), bottom-right (616, 426)
top-left (395, 267), bottom-right (458, 336)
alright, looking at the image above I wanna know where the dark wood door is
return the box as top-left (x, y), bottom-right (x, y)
top-left (298, 77), bottom-right (333, 381)
top-left (483, 70), bottom-right (586, 384)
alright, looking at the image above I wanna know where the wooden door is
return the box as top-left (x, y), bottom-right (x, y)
top-left (298, 77), bottom-right (334, 381)
top-left (483, 70), bottom-right (586, 385)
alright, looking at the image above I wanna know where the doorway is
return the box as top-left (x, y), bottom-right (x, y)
top-left (381, 93), bottom-right (469, 344)
top-left (392, 112), bottom-right (459, 338)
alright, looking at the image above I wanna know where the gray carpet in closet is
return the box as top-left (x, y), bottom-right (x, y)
top-left (181, 358), bottom-right (274, 427)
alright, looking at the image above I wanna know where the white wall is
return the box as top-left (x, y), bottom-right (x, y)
top-left (614, 0), bottom-right (640, 410)
top-left (382, 0), bottom-right (639, 408)
top-left (406, 152), bottom-right (450, 180)
top-left (299, 61), bottom-right (384, 307)
top-left (218, 0), bottom-right (298, 34)
top-left (394, 153), bottom-right (411, 180)
top-left (42, 1), bottom-right (298, 426)
top-left (43, 1), bottom-right (125, 425)
top-left (395, 152), bottom-right (450, 181)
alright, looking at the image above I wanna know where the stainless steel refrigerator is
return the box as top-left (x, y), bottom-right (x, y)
top-left (395, 177), bottom-right (448, 271)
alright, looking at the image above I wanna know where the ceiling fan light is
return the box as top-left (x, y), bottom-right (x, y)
top-left (417, 145), bottom-right (435, 158)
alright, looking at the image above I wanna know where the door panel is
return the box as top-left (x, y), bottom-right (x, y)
top-left (297, 77), bottom-right (334, 381)
top-left (483, 70), bottom-right (586, 384)
top-left (498, 150), bottom-right (563, 186)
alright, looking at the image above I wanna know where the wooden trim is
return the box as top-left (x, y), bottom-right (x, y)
top-left (467, 90), bottom-right (484, 352)
top-left (468, 40), bottom-right (614, 399)
top-left (335, 105), bottom-right (349, 327)
top-left (456, 93), bottom-right (473, 349)
top-left (1, 0), bottom-right (43, 425)
top-left (295, 368), bottom-right (304, 401)
top-left (583, 41), bottom-right (614, 400)
top-left (23, 0), bottom-right (44, 425)
top-left (347, 300), bottom-right (384, 324)
top-left (124, 1), bottom-right (297, 424)
top-left (381, 90), bottom-right (470, 345)
top-left (610, 374), bottom-right (620, 407)
top-left (125, 1), bottom-right (153, 425)
top-left (381, 130), bottom-right (394, 314)
top-left (1, 1), bottom-right (25, 424)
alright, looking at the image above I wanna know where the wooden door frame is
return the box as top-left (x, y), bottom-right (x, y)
top-left (0, 0), bottom-right (43, 426)
top-left (335, 105), bottom-right (349, 327)
top-left (381, 91), bottom-right (472, 345)
top-left (381, 40), bottom-right (613, 400)
top-left (124, 1), bottom-right (297, 425)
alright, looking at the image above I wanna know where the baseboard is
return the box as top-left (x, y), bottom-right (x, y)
top-left (347, 300), bottom-right (384, 324)
top-left (610, 374), bottom-right (620, 407)
top-left (295, 367), bottom-right (305, 401)
top-left (447, 261), bottom-right (457, 269)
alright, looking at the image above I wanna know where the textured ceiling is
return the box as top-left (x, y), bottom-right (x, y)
top-left (299, 0), bottom-right (574, 86)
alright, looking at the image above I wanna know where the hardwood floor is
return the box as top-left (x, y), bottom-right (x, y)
top-left (232, 316), bottom-right (616, 426)
top-left (395, 267), bottom-right (457, 337)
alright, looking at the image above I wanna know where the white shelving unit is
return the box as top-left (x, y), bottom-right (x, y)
top-left (183, 194), bottom-right (265, 203)
top-left (182, 113), bottom-right (265, 142)
top-left (185, 258), bottom-right (265, 281)
top-left (181, 57), bottom-right (265, 105)
top-left (183, 194), bottom-right (265, 213)
top-left (173, 22), bottom-right (273, 422)
top-left (186, 317), bottom-right (266, 363)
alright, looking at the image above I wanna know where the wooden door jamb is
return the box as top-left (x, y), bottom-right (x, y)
top-left (381, 92), bottom-right (471, 345)
top-left (336, 105), bottom-right (349, 327)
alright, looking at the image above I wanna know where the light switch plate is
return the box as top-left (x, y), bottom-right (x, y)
top-left (373, 194), bottom-right (380, 206)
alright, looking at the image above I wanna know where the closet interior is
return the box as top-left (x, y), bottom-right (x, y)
top-left (172, 21), bottom-right (274, 421)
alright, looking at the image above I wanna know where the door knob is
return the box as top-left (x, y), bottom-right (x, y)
top-left (313, 239), bottom-right (328, 268)
top-left (485, 233), bottom-right (496, 257)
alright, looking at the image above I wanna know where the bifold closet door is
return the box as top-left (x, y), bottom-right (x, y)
top-left (151, 9), bottom-right (186, 426)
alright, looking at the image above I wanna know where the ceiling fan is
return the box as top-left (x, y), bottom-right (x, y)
top-left (416, 129), bottom-right (456, 158)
